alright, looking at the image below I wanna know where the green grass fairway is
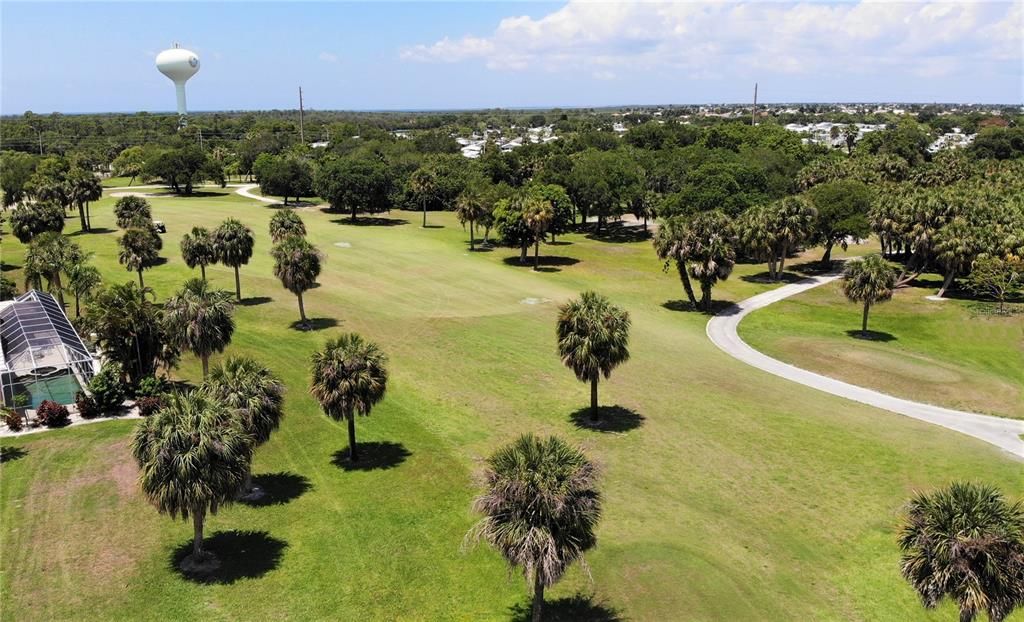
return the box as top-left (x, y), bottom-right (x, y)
top-left (2, 189), bottom-right (1021, 621)
top-left (742, 277), bottom-right (1024, 420)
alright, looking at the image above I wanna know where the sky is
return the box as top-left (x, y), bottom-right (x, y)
top-left (1, 1), bottom-right (1022, 114)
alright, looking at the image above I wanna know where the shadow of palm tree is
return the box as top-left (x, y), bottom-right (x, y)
top-left (1, 263), bottom-right (21, 272)
top-left (662, 299), bottom-right (736, 315)
top-left (331, 441), bottom-right (411, 472)
top-left (237, 296), bottom-right (273, 307)
top-left (0, 446), bottom-right (27, 463)
top-left (289, 317), bottom-right (338, 332)
top-left (330, 216), bottom-right (409, 227)
top-left (740, 271), bottom-right (804, 285)
top-left (502, 256), bottom-right (581, 269)
top-left (585, 224), bottom-right (651, 244)
top-left (570, 406), bottom-right (645, 433)
top-left (170, 530), bottom-right (287, 585)
top-left (240, 472), bottom-right (312, 507)
top-left (789, 260), bottom-right (842, 276)
top-left (845, 329), bottom-right (897, 342)
top-left (508, 594), bottom-right (623, 622)
top-left (69, 227), bottom-right (115, 236)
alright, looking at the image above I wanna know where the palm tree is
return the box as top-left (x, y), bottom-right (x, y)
top-left (131, 388), bottom-right (253, 564)
top-left (522, 198), bottom-right (554, 271)
top-left (654, 215), bottom-right (699, 307)
top-left (206, 356), bottom-right (285, 495)
top-left (455, 190), bottom-right (488, 251)
top-left (409, 167), bottom-right (437, 228)
top-left (113, 195), bottom-right (153, 229)
top-left (271, 235), bottom-right (323, 329)
top-left (556, 292), bottom-right (630, 422)
top-left (467, 434), bottom-right (602, 622)
top-left (687, 211), bottom-right (737, 312)
top-left (22, 231), bottom-right (84, 308)
top-left (771, 196), bottom-right (816, 278)
top-left (899, 482), bottom-right (1024, 622)
top-left (180, 226), bottom-right (216, 281)
top-left (310, 333), bottom-right (388, 463)
top-left (212, 218), bottom-right (254, 302)
top-left (66, 262), bottom-right (101, 317)
top-left (269, 210), bottom-right (306, 243)
top-left (164, 279), bottom-right (235, 379)
top-left (118, 227), bottom-right (161, 292)
top-left (69, 168), bottom-right (103, 232)
top-left (842, 254), bottom-right (897, 336)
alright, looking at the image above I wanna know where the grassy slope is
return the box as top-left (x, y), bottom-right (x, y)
top-left (741, 278), bottom-right (1024, 420)
top-left (2, 189), bottom-right (1021, 621)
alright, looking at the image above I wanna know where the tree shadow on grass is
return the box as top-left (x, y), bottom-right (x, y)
top-left (421, 224), bottom-right (445, 229)
top-left (662, 299), bottom-right (737, 315)
top-left (502, 256), bottom-right (580, 271)
top-left (788, 260), bottom-right (842, 276)
top-left (845, 329), bottom-right (897, 342)
top-left (509, 594), bottom-right (623, 622)
top-left (0, 446), bottom-right (27, 463)
top-left (149, 257), bottom-right (169, 267)
top-left (1, 263), bottom-right (20, 272)
top-left (329, 216), bottom-right (409, 227)
top-left (585, 224), bottom-right (651, 244)
top-left (171, 530), bottom-right (287, 585)
top-left (570, 406), bottom-right (645, 433)
top-left (740, 271), bottom-right (804, 285)
top-left (330, 441), bottom-right (411, 472)
top-left (289, 317), bottom-right (338, 332)
top-left (240, 472), bottom-right (312, 507)
top-left (153, 190), bottom-right (225, 199)
top-left (237, 296), bottom-right (273, 307)
top-left (69, 227), bottom-right (115, 236)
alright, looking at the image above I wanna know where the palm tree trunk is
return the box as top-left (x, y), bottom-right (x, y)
top-left (86, 202), bottom-right (92, 231)
top-left (533, 239), bottom-right (540, 271)
top-left (675, 261), bottom-right (698, 307)
top-left (936, 270), bottom-right (955, 298)
top-left (768, 257), bottom-right (777, 282)
top-left (861, 302), bottom-right (870, 336)
top-left (590, 375), bottom-right (599, 422)
top-left (347, 414), bottom-right (358, 462)
top-left (77, 204), bottom-right (88, 231)
top-left (233, 266), bottom-right (242, 301)
top-left (422, 198), bottom-right (427, 228)
top-left (200, 263), bottom-right (206, 281)
top-left (469, 221), bottom-right (475, 251)
top-left (702, 283), bottom-right (712, 313)
top-left (137, 269), bottom-right (145, 291)
top-left (74, 294), bottom-right (81, 318)
top-left (52, 273), bottom-right (66, 308)
top-left (778, 242), bottom-right (789, 277)
top-left (192, 508), bottom-right (206, 558)
top-left (297, 292), bottom-right (308, 327)
top-left (201, 355), bottom-right (209, 379)
top-left (520, 240), bottom-right (528, 264)
top-left (531, 572), bottom-right (545, 622)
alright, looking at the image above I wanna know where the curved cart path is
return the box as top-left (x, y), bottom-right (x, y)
top-left (706, 273), bottom-right (1024, 459)
top-left (236, 184), bottom-right (278, 204)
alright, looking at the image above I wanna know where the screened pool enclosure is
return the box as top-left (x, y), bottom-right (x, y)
top-left (0, 291), bottom-right (99, 410)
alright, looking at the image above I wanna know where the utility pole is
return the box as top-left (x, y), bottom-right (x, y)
top-left (198, 127), bottom-right (204, 150)
top-left (751, 82), bottom-right (758, 126)
top-left (298, 87), bottom-right (305, 143)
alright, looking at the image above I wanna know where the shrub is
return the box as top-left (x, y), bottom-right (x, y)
top-left (36, 400), bottom-right (71, 428)
top-left (3, 409), bottom-right (23, 432)
top-left (89, 362), bottom-right (127, 416)
top-left (75, 391), bottom-right (100, 420)
top-left (136, 396), bottom-right (163, 417)
top-left (136, 375), bottom-right (169, 398)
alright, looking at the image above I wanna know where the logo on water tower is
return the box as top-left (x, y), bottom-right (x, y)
top-left (188, 56), bottom-right (198, 68)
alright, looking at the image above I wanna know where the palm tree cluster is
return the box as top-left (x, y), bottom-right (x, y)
top-left (268, 211), bottom-right (323, 329)
top-left (736, 196), bottom-right (817, 281)
top-left (113, 196), bottom-right (163, 292)
top-left (899, 482), bottom-right (1024, 622)
top-left (654, 210), bottom-right (738, 312)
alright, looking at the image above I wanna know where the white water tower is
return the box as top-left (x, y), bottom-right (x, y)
top-left (156, 44), bottom-right (200, 118)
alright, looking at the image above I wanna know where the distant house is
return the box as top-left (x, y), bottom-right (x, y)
top-left (0, 291), bottom-right (99, 410)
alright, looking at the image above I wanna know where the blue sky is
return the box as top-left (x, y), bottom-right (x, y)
top-left (2, 1), bottom-right (1021, 114)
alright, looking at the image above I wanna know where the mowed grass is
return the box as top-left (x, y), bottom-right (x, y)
top-left (741, 277), bottom-right (1024, 420)
top-left (2, 189), bottom-right (1022, 621)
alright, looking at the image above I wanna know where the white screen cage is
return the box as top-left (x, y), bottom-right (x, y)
top-left (0, 290), bottom-right (99, 411)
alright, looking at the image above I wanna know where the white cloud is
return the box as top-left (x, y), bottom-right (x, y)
top-left (318, 51), bottom-right (339, 63)
top-left (399, 0), bottom-right (1022, 81)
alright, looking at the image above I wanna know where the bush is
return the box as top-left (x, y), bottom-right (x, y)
top-left (136, 375), bottom-right (169, 398)
top-left (89, 362), bottom-right (127, 416)
top-left (36, 400), bottom-right (70, 428)
top-left (3, 409), bottom-right (23, 432)
top-left (136, 396), bottom-right (163, 417)
top-left (75, 391), bottom-right (100, 420)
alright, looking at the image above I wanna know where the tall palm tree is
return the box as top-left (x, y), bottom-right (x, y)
top-left (409, 167), bottom-right (437, 228)
top-left (164, 278), bottom-right (235, 379)
top-left (842, 254), bottom-right (897, 336)
top-left (66, 262), bottom-right (102, 317)
top-left (522, 198), bottom-right (554, 271)
top-left (113, 195), bottom-right (153, 229)
top-left (271, 235), bottom-right (322, 329)
top-left (212, 218), bottom-right (255, 302)
top-left (180, 226), bottom-right (216, 281)
top-left (899, 482), bottom-right (1024, 622)
top-left (68, 168), bottom-right (103, 232)
top-left (467, 434), bottom-right (602, 622)
top-left (22, 231), bottom-right (84, 308)
top-left (310, 333), bottom-right (388, 463)
top-left (118, 227), bottom-right (161, 292)
top-left (131, 388), bottom-right (253, 564)
top-left (772, 196), bottom-right (816, 278)
top-left (654, 215), bottom-right (699, 307)
top-left (455, 190), bottom-right (488, 251)
top-left (269, 210), bottom-right (306, 243)
top-left (206, 356), bottom-right (285, 495)
top-left (556, 291), bottom-right (630, 422)
top-left (687, 210), bottom-right (738, 312)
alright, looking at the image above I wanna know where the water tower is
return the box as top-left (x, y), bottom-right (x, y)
top-left (156, 44), bottom-right (200, 121)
